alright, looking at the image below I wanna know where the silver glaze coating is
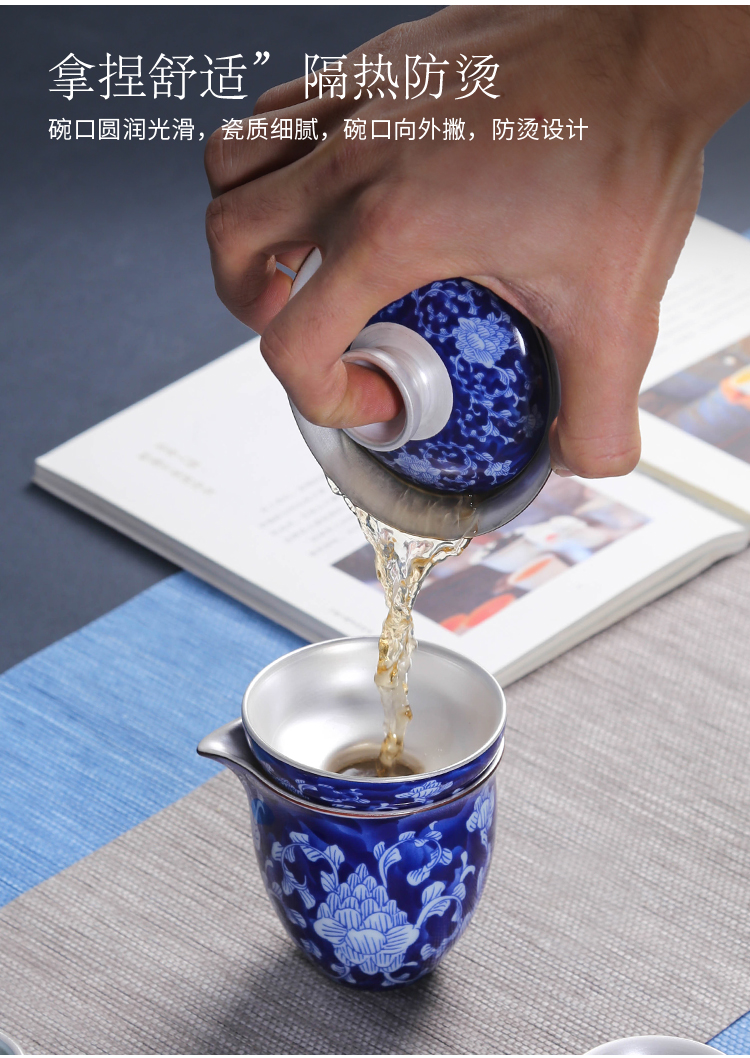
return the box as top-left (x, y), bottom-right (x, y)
top-left (240, 636), bottom-right (505, 783)
top-left (198, 718), bottom-right (504, 821)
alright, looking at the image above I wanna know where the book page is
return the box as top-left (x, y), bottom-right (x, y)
top-left (637, 217), bottom-right (750, 520)
top-left (334, 471), bottom-right (746, 678)
top-left (36, 338), bottom-right (746, 682)
top-left (643, 216), bottom-right (750, 389)
top-left (36, 341), bottom-right (385, 638)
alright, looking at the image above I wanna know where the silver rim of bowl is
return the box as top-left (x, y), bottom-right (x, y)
top-left (203, 719), bottom-right (504, 820)
top-left (0, 1030), bottom-right (23, 1055)
top-left (241, 636), bottom-right (506, 785)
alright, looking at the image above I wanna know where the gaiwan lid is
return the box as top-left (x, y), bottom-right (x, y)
top-left (291, 250), bottom-right (560, 540)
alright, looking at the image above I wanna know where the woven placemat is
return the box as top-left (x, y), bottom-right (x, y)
top-left (2, 549), bottom-right (750, 1054)
top-left (0, 573), bottom-right (303, 907)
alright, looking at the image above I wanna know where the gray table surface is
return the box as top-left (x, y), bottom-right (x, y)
top-left (2, 544), bottom-right (750, 1054)
top-left (1, 7), bottom-right (749, 675)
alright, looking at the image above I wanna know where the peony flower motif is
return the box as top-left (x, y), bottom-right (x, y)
top-left (395, 779), bottom-right (453, 804)
top-left (318, 786), bottom-right (371, 808)
top-left (453, 315), bottom-right (512, 368)
top-left (522, 406), bottom-right (544, 437)
top-left (263, 764), bottom-right (297, 794)
top-left (313, 863), bottom-right (420, 975)
top-left (299, 938), bottom-right (322, 960)
top-left (481, 459), bottom-right (513, 481)
top-left (466, 786), bottom-right (495, 848)
top-left (389, 451), bottom-right (444, 486)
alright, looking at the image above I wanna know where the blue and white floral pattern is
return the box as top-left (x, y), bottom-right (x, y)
top-left (313, 861), bottom-right (420, 978)
top-left (367, 279), bottom-right (551, 493)
top-left (221, 756), bottom-right (497, 989)
top-left (466, 786), bottom-right (495, 849)
top-left (395, 778), bottom-right (453, 804)
top-left (249, 734), bottom-right (501, 813)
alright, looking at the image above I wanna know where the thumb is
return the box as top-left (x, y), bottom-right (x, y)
top-left (260, 247), bottom-right (403, 428)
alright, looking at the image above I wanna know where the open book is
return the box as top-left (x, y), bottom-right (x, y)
top-left (638, 218), bottom-right (750, 523)
top-left (34, 216), bottom-right (749, 686)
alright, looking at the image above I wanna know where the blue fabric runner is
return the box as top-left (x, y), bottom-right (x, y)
top-left (710, 1010), bottom-right (750, 1055)
top-left (0, 571), bottom-right (302, 906)
top-left (1, 569), bottom-right (748, 1053)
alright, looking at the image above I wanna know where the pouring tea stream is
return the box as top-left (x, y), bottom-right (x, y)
top-left (289, 250), bottom-right (559, 774)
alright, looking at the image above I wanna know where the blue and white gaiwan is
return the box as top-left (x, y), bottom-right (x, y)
top-left (291, 249), bottom-right (560, 539)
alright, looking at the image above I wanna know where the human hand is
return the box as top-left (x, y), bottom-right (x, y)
top-left (205, 6), bottom-right (750, 477)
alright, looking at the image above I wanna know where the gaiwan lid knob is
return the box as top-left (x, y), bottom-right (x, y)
top-left (289, 249), bottom-right (560, 539)
top-left (292, 249), bottom-right (455, 451)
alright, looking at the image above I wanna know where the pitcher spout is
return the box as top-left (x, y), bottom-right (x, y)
top-left (198, 719), bottom-right (257, 781)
